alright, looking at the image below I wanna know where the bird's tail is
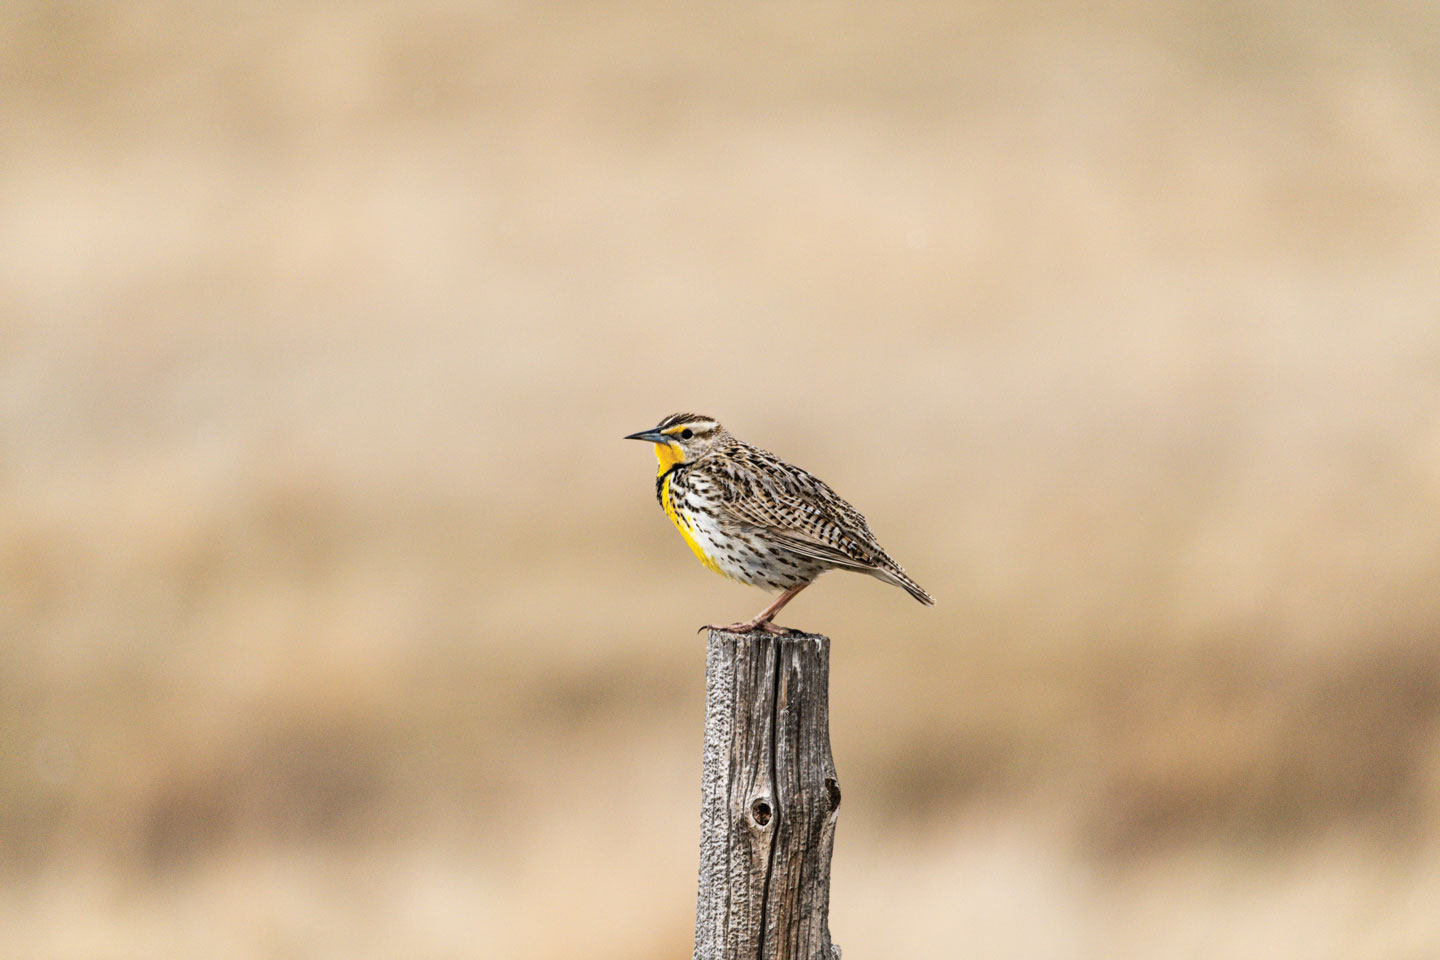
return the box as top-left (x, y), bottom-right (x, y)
top-left (873, 565), bottom-right (935, 606)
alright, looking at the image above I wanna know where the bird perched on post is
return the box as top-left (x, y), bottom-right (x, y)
top-left (625, 412), bottom-right (934, 633)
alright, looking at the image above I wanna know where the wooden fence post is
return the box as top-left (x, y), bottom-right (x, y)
top-left (693, 628), bottom-right (842, 960)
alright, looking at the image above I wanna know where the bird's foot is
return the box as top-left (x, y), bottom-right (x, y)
top-left (698, 619), bottom-right (798, 636)
top-left (698, 620), bottom-right (755, 634)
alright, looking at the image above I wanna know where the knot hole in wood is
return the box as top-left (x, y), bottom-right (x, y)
top-left (749, 797), bottom-right (773, 827)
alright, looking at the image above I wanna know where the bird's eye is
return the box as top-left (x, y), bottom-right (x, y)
top-left (680, 428), bottom-right (694, 440)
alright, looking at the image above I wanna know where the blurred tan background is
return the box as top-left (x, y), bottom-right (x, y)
top-left (4, 1), bottom-right (1440, 957)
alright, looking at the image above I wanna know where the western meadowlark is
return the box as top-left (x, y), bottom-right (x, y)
top-left (626, 412), bottom-right (934, 633)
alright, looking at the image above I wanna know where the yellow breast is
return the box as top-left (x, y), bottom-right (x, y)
top-left (655, 442), bottom-right (730, 579)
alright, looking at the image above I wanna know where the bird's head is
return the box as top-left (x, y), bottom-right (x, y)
top-left (625, 413), bottom-right (728, 472)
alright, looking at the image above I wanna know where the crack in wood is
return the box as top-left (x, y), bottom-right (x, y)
top-left (755, 639), bottom-right (784, 958)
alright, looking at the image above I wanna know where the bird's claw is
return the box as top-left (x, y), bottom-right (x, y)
top-left (698, 620), bottom-right (798, 636)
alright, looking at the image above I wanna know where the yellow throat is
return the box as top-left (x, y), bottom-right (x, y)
top-left (653, 442), bottom-right (729, 579)
top-left (653, 440), bottom-right (685, 476)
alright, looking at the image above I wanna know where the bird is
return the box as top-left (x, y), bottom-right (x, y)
top-left (625, 412), bottom-right (934, 634)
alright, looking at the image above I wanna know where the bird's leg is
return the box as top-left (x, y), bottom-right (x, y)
top-left (700, 582), bottom-right (810, 635)
top-left (749, 582), bottom-right (808, 632)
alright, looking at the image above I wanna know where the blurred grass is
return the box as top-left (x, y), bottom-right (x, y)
top-left (3, 0), bottom-right (1440, 957)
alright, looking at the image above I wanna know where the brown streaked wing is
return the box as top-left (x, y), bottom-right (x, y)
top-left (700, 456), bottom-right (888, 571)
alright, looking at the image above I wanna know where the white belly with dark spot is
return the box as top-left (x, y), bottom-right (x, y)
top-left (674, 498), bottom-right (824, 591)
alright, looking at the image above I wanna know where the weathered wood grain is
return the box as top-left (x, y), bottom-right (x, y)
top-left (693, 629), bottom-right (842, 960)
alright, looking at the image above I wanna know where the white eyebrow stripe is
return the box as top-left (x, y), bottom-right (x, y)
top-left (661, 421), bottom-right (716, 436)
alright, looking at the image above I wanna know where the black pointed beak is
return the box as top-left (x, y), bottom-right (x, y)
top-left (624, 428), bottom-right (667, 443)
